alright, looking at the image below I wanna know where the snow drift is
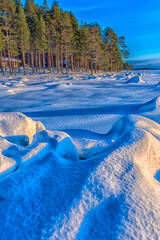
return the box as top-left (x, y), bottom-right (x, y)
top-left (0, 113), bottom-right (80, 177)
top-left (0, 113), bottom-right (160, 239)
top-left (156, 81), bottom-right (160, 87)
top-left (0, 112), bottom-right (44, 175)
top-left (0, 112), bottom-right (44, 143)
top-left (126, 75), bottom-right (145, 84)
top-left (136, 96), bottom-right (160, 112)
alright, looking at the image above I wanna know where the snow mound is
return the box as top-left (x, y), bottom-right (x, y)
top-left (31, 130), bottom-right (79, 162)
top-left (0, 113), bottom-right (80, 176)
top-left (5, 130), bottom-right (79, 165)
top-left (136, 96), bottom-right (160, 112)
top-left (156, 82), bottom-right (160, 87)
top-left (64, 129), bottom-right (110, 159)
top-left (1, 115), bottom-right (160, 239)
top-left (0, 112), bottom-right (45, 143)
top-left (0, 113), bottom-right (44, 175)
top-left (126, 75), bottom-right (145, 84)
top-left (96, 77), bottom-right (102, 80)
top-left (88, 75), bottom-right (97, 79)
top-left (125, 72), bottom-right (134, 77)
top-left (22, 77), bottom-right (29, 82)
top-left (64, 114), bottom-right (160, 159)
top-left (59, 83), bottom-right (72, 87)
top-left (7, 89), bottom-right (15, 94)
top-left (67, 76), bottom-right (76, 80)
top-left (0, 137), bottom-right (17, 176)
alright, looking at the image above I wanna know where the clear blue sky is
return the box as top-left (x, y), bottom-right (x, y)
top-left (22, 0), bottom-right (160, 68)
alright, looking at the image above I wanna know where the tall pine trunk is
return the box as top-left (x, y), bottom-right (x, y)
top-left (22, 45), bottom-right (26, 75)
top-left (60, 44), bottom-right (63, 73)
top-left (56, 45), bottom-right (60, 73)
top-left (38, 52), bottom-right (41, 72)
top-left (35, 50), bottom-right (38, 72)
top-left (81, 52), bottom-right (84, 72)
top-left (52, 54), bottom-right (54, 72)
top-left (42, 51), bottom-right (45, 73)
top-left (2, 50), bottom-right (7, 72)
top-left (31, 50), bottom-right (34, 74)
top-left (51, 53), bottom-right (54, 72)
top-left (85, 55), bottom-right (87, 72)
top-left (48, 47), bottom-right (51, 72)
top-left (71, 53), bottom-right (74, 72)
top-left (0, 51), bottom-right (4, 74)
top-left (91, 60), bottom-right (93, 76)
top-left (94, 63), bottom-right (97, 74)
top-left (28, 51), bottom-right (30, 68)
top-left (65, 42), bottom-right (68, 74)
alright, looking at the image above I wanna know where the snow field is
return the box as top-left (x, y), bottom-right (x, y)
top-left (0, 71), bottom-right (160, 239)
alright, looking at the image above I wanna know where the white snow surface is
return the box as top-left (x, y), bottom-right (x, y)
top-left (0, 71), bottom-right (160, 239)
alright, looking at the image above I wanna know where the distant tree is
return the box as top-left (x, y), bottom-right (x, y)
top-left (124, 62), bottom-right (133, 70)
top-left (119, 36), bottom-right (130, 59)
top-left (104, 27), bottom-right (123, 71)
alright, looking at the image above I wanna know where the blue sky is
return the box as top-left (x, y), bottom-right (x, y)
top-left (23, 0), bottom-right (160, 68)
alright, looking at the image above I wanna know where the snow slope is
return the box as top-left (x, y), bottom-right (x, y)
top-left (0, 71), bottom-right (160, 239)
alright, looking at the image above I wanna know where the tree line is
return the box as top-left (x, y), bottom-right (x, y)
top-left (0, 0), bottom-right (133, 75)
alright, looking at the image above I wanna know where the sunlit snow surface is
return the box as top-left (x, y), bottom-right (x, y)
top-left (0, 71), bottom-right (160, 240)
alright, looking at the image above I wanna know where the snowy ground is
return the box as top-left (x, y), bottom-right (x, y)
top-left (0, 70), bottom-right (160, 239)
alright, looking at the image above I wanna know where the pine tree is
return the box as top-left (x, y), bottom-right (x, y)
top-left (104, 27), bottom-right (123, 71)
top-left (42, 0), bottom-right (50, 16)
top-left (17, 0), bottom-right (30, 75)
top-left (79, 23), bottom-right (91, 72)
top-left (118, 36), bottom-right (130, 59)
top-left (0, 0), bottom-right (18, 74)
top-left (51, 0), bottom-right (61, 73)
top-left (45, 14), bottom-right (56, 72)
top-left (33, 14), bottom-right (41, 72)
top-left (61, 11), bottom-right (73, 73)
top-left (25, 0), bottom-right (38, 73)
top-left (88, 23), bottom-right (102, 75)
top-left (39, 14), bottom-right (47, 73)
top-left (69, 11), bottom-right (80, 71)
